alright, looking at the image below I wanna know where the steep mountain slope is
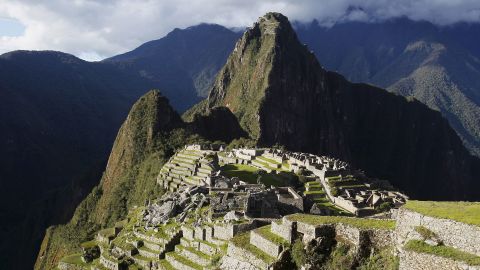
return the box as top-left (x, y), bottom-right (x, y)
top-left (105, 24), bottom-right (241, 111)
top-left (206, 13), bottom-right (480, 200)
top-left (295, 19), bottom-right (480, 156)
top-left (35, 90), bottom-right (245, 270)
top-left (0, 50), bottom-right (153, 269)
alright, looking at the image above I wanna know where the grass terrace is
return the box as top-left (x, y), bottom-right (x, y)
top-left (405, 240), bottom-right (480, 266)
top-left (167, 252), bottom-right (203, 270)
top-left (255, 225), bottom-right (289, 246)
top-left (286, 214), bottom-right (396, 230)
top-left (158, 259), bottom-right (176, 270)
top-left (60, 253), bottom-right (88, 266)
top-left (80, 240), bottom-right (98, 249)
top-left (404, 201), bottom-right (480, 227)
top-left (220, 164), bottom-right (293, 186)
top-left (231, 232), bottom-right (276, 264)
top-left (176, 245), bottom-right (211, 260)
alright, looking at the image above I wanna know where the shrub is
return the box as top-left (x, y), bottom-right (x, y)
top-left (330, 186), bottom-right (339, 196)
top-left (291, 239), bottom-right (306, 268)
top-left (324, 242), bottom-right (354, 270)
top-left (298, 175), bottom-right (307, 184)
top-left (414, 226), bottom-right (436, 241)
top-left (357, 248), bottom-right (399, 270)
top-left (378, 202), bottom-right (393, 212)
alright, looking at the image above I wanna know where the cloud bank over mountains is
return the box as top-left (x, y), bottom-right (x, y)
top-left (1, 0), bottom-right (480, 61)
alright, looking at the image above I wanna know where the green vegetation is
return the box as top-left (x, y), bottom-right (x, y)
top-left (404, 201), bottom-right (480, 226)
top-left (256, 225), bottom-right (289, 246)
top-left (291, 239), bottom-right (306, 268)
top-left (378, 202), bottom-right (394, 212)
top-left (158, 259), bottom-right (176, 270)
top-left (357, 248), bottom-right (399, 270)
top-left (220, 164), bottom-right (294, 186)
top-left (167, 252), bottom-right (203, 270)
top-left (323, 242), bottom-right (355, 270)
top-left (286, 214), bottom-right (396, 230)
top-left (405, 240), bottom-right (480, 266)
top-left (176, 245), bottom-right (211, 260)
top-left (80, 240), bottom-right (98, 249)
top-left (60, 253), bottom-right (88, 266)
top-left (414, 226), bottom-right (437, 241)
top-left (231, 232), bottom-right (275, 263)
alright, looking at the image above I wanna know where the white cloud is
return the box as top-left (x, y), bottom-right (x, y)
top-left (1, 0), bottom-right (479, 61)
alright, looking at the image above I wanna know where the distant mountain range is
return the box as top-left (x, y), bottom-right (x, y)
top-left (1, 16), bottom-right (480, 269)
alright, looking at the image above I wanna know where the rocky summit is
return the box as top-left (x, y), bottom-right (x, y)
top-left (36, 12), bottom-right (480, 270)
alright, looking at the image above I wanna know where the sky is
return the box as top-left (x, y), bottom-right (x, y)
top-left (1, 0), bottom-right (480, 61)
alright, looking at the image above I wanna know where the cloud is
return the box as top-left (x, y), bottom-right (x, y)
top-left (1, 0), bottom-right (479, 61)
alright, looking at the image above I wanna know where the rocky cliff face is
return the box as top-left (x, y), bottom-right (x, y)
top-left (207, 13), bottom-right (480, 200)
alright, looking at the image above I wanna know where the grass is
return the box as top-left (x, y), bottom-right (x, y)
top-left (404, 201), bottom-right (480, 227)
top-left (167, 252), bottom-right (203, 270)
top-left (256, 156), bottom-right (280, 165)
top-left (255, 225), bottom-right (289, 246)
top-left (304, 190), bottom-right (326, 195)
top-left (286, 214), bottom-right (396, 230)
top-left (177, 245), bottom-right (211, 259)
top-left (60, 253), bottom-right (88, 265)
top-left (231, 232), bottom-right (276, 263)
top-left (220, 164), bottom-right (289, 186)
top-left (158, 259), bottom-right (176, 270)
top-left (414, 226), bottom-right (436, 240)
top-left (404, 240), bottom-right (480, 266)
top-left (80, 240), bottom-right (98, 249)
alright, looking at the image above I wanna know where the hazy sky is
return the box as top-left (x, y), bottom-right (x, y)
top-left (1, 0), bottom-right (480, 61)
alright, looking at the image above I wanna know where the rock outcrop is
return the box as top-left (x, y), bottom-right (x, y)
top-left (206, 12), bottom-right (480, 200)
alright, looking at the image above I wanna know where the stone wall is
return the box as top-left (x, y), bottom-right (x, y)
top-left (296, 221), bottom-right (335, 243)
top-left (335, 223), bottom-right (361, 246)
top-left (220, 256), bottom-right (258, 270)
top-left (271, 221), bottom-right (293, 243)
top-left (399, 250), bottom-right (480, 270)
top-left (396, 208), bottom-right (480, 256)
top-left (250, 230), bottom-right (282, 257)
top-left (214, 221), bottom-right (261, 240)
top-left (182, 226), bottom-right (195, 241)
top-left (368, 229), bottom-right (395, 249)
top-left (214, 224), bottom-right (234, 240)
top-left (225, 243), bottom-right (269, 269)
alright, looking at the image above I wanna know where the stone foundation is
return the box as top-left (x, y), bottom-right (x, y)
top-left (399, 250), bottom-right (480, 270)
top-left (396, 208), bottom-right (480, 256)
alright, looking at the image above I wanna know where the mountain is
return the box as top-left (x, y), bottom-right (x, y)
top-left (34, 90), bottom-right (244, 270)
top-left (0, 50), bottom-right (154, 269)
top-left (1, 25), bottom-right (239, 270)
top-left (104, 24), bottom-right (241, 112)
top-left (106, 19), bottom-right (480, 157)
top-left (36, 12), bottom-right (479, 269)
top-left (204, 12), bottom-right (480, 201)
top-left (294, 18), bottom-right (480, 156)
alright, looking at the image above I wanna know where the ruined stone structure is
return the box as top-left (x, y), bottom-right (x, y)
top-left (58, 145), bottom-right (479, 270)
